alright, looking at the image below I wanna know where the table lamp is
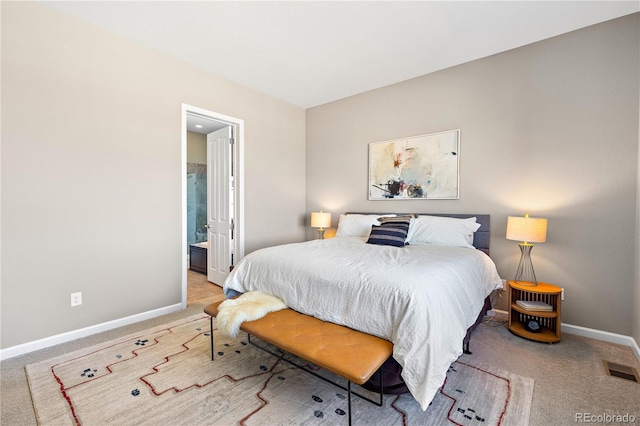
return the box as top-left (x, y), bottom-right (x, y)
top-left (506, 213), bottom-right (547, 286)
top-left (311, 211), bottom-right (331, 239)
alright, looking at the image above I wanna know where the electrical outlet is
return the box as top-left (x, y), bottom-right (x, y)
top-left (71, 292), bottom-right (82, 307)
top-left (501, 279), bottom-right (507, 291)
top-left (561, 288), bottom-right (565, 301)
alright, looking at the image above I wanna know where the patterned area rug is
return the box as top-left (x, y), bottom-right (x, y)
top-left (26, 314), bottom-right (533, 425)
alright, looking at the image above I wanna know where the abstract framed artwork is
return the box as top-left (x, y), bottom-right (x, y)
top-left (368, 129), bottom-right (460, 200)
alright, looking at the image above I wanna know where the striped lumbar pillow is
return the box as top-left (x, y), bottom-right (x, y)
top-left (366, 215), bottom-right (412, 247)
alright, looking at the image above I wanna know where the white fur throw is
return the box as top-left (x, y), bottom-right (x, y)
top-left (216, 291), bottom-right (287, 338)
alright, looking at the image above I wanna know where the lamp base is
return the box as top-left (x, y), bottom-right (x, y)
top-left (513, 243), bottom-right (538, 286)
top-left (316, 229), bottom-right (326, 240)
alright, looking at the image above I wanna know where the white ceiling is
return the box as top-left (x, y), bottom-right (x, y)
top-left (43, 1), bottom-right (639, 109)
top-left (186, 113), bottom-right (229, 135)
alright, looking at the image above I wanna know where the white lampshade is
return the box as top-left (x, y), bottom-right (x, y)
top-left (506, 215), bottom-right (547, 243)
top-left (311, 211), bottom-right (331, 229)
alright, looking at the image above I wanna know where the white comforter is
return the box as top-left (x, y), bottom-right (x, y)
top-left (223, 237), bottom-right (503, 410)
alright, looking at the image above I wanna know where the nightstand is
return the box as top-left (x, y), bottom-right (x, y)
top-left (508, 280), bottom-right (561, 343)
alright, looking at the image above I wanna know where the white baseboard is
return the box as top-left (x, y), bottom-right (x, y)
top-left (488, 311), bottom-right (640, 363)
top-left (562, 323), bottom-right (640, 363)
top-left (0, 303), bottom-right (183, 361)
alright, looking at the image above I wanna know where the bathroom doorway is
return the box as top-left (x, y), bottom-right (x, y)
top-left (181, 104), bottom-right (244, 308)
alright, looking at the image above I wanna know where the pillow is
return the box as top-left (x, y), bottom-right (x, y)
top-left (406, 215), bottom-right (480, 248)
top-left (335, 214), bottom-right (396, 238)
top-left (366, 215), bottom-right (412, 247)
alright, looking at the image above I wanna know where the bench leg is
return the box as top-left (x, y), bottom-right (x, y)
top-left (377, 368), bottom-right (384, 406)
top-left (348, 381), bottom-right (352, 426)
top-left (246, 333), bottom-right (384, 425)
top-left (210, 316), bottom-right (214, 361)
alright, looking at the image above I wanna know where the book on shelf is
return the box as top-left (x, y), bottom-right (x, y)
top-left (516, 300), bottom-right (553, 311)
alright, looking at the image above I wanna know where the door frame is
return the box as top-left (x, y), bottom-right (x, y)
top-left (181, 103), bottom-right (245, 308)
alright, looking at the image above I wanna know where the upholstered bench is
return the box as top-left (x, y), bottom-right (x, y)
top-left (204, 300), bottom-right (393, 425)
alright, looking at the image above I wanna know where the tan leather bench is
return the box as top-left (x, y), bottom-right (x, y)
top-left (204, 300), bottom-right (393, 425)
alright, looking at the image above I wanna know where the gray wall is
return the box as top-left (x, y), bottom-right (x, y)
top-left (306, 14), bottom-right (640, 335)
top-left (1, 3), bottom-right (306, 349)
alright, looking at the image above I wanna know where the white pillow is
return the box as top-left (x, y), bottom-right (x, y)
top-left (406, 215), bottom-right (480, 248)
top-left (335, 214), bottom-right (396, 238)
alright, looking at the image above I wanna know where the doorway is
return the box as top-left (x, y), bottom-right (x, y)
top-left (181, 104), bottom-right (244, 308)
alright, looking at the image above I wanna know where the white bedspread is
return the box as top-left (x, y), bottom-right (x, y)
top-left (223, 237), bottom-right (503, 410)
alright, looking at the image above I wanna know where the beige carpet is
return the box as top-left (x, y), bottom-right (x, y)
top-left (26, 314), bottom-right (533, 425)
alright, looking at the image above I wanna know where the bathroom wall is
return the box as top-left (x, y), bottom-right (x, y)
top-left (187, 131), bottom-right (208, 245)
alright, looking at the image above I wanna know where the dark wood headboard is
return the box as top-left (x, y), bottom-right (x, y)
top-left (345, 213), bottom-right (491, 256)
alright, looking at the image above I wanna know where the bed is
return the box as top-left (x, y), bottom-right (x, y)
top-left (222, 213), bottom-right (503, 410)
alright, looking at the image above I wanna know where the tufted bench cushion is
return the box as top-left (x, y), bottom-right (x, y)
top-left (204, 300), bottom-right (393, 385)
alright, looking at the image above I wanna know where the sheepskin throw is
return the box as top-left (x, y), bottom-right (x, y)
top-left (216, 291), bottom-right (287, 337)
